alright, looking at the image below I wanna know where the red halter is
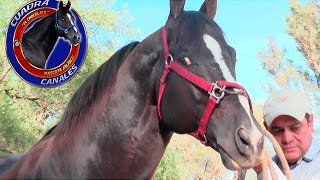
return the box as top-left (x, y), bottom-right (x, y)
top-left (157, 27), bottom-right (253, 145)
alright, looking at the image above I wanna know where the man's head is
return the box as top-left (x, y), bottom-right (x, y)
top-left (263, 89), bottom-right (314, 164)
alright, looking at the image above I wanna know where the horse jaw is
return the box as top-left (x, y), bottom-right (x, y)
top-left (206, 137), bottom-right (242, 170)
top-left (218, 147), bottom-right (242, 170)
top-left (208, 140), bottom-right (262, 170)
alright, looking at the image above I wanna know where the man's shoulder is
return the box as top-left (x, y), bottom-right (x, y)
top-left (271, 154), bottom-right (281, 167)
top-left (305, 138), bottom-right (320, 160)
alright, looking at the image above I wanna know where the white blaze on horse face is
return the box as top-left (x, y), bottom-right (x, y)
top-left (67, 13), bottom-right (78, 33)
top-left (203, 34), bottom-right (262, 143)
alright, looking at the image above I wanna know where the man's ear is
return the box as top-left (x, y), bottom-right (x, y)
top-left (308, 113), bottom-right (314, 128)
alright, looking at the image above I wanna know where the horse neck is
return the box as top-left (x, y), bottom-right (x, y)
top-left (22, 14), bottom-right (59, 59)
top-left (58, 101), bottom-right (172, 178)
top-left (57, 35), bottom-right (173, 177)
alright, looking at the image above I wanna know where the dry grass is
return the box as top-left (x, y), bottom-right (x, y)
top-left (165, 133), bottom-right (229, 179)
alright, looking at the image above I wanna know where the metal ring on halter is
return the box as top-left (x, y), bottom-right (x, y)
top-left (165, 54), bottom-right (173, 65)
top-left (199, 133), bottom-right (208, 144)
top-left (208, 82), bottom-right (226, 104)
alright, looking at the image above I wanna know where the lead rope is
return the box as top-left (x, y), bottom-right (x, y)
top-left (261, 127), bottom-right (292, 180)
top-left (262, 147), bottom-right (277, 180)
top-left (262, 148), bottom-right (269, 179)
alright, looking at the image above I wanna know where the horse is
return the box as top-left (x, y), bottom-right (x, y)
top-left (22, 1), bottom-right (80, 69)
top-left (1, 0), bottom-right (264, 178)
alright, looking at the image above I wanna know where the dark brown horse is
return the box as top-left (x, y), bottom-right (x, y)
top-left (1, 0), bottom-right (264, 179)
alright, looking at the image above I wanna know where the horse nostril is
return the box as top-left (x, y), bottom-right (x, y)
top-left (236, 128), bottom-right (254, 157)
top-left (238, 128), bottom-right (250, 145)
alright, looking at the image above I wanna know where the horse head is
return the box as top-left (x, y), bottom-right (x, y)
top-left (55, 1), bottom-right (80, 45)
top-left (154, 0), bottom-right (264, 170)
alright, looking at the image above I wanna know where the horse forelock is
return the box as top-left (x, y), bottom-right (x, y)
top-left (55, 41), bottom-right (139, 133)
top-left (167, 11), bottom-right (223, 44)
top-left (177, 11), bottom-right (236, 75)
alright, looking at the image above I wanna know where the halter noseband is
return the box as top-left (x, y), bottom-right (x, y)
top-left (157, 27), bottom-right (253, 145)
top-left (55, 12), bottom-right (76, 34)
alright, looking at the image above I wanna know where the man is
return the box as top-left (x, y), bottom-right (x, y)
top-left (255, 89), bottom-right (320, 179)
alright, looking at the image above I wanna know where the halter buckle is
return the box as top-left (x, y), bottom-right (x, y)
top-left (165, 54), bottom-right (173, 65)
top-left (208, 82), bottom-right (226, 104)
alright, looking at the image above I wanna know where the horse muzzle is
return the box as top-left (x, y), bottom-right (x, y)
top-left (233, 127), bottom-right (264, 169)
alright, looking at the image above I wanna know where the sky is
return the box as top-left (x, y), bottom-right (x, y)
top-left (114, 0), bottom-right (306, 104)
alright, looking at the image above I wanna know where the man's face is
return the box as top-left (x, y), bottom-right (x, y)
top-left (268, 114), bottom-right (314, 164)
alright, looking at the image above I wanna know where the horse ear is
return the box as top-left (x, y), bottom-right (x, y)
top-left (199, 0), bottom-right (217, 19)
top-left (66, 0), bottom-right (71, 9)
top-left (170, 0), bottom-right (186, 19)
top-left (59, 1), bottom-right (64, 10)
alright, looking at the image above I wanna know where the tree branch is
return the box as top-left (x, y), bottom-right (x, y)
top-left (0, 66), bottom-right (11, 83)
top-left (4, 89), bottom-right (41, 107)
top-left (36, 100), bottom-right (47, 126)
top-left (0, 147), bottom-right (17, 154)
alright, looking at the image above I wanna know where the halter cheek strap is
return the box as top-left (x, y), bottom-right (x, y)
top-left (158, 27), bottom-right (252, 145)
top-left (55, 12), bottom-right (75, 34)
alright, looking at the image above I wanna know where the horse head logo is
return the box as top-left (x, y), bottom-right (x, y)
top-left (55, 1), bottom-right (80, 45)
top-left (20, 0), bottom-right (82, 69)
top-left (7, 0), bottom-right (87, 86)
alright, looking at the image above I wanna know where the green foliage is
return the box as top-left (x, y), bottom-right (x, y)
top-left (0, 93), bottom-right (41, 153)
top-left (287, 0), bottom-right (320, 83)
top-left (154, 149), bottom-right (187, 180)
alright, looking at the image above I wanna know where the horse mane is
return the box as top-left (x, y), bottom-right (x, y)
top-left (55, 41), bottom-right (139, 132)
top-left (23, 14), bottom-right (55, 38)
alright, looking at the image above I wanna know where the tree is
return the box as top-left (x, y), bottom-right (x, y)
top-left (287, 0), bottom-right (320, 87)
top-left (258, 0), bottom-right (320, 118)
top-left (0, 0), bottom-right (137, 153)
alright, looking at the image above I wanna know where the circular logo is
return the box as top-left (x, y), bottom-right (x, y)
top-left (6, 0), bottom-right (87, 87)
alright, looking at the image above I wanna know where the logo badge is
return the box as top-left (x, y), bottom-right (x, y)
top-left (6, 0), bottom-right (87, 87)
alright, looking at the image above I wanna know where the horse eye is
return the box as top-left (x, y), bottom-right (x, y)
top-left (179, 57), bottom-right (192, 65)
